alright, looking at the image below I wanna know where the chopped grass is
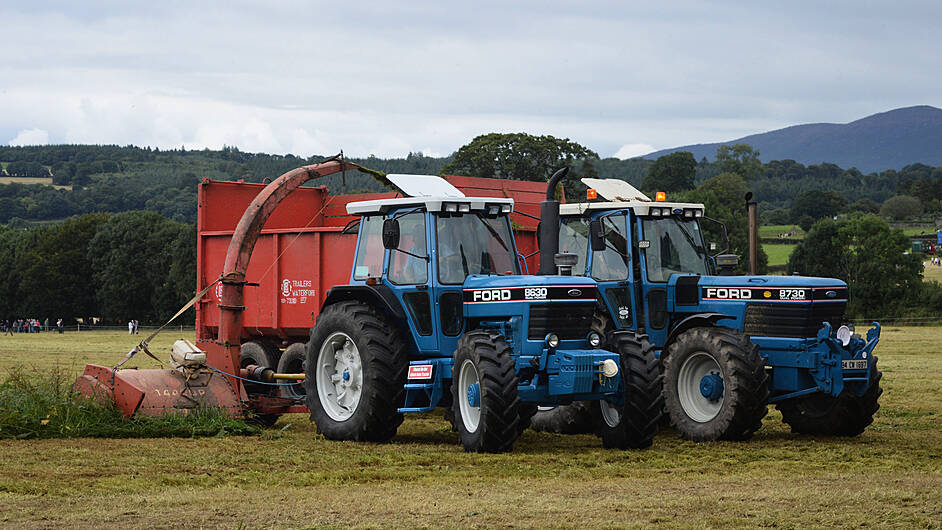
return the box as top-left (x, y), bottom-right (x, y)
top-left (0, 329), bottom-right (940, 527)
top-left (0, 368), bottom-right (258, 440)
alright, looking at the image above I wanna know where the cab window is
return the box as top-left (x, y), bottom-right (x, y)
top-left (388, 211), bottom-right (428, 285)
top-left (353, 216), bottom-right (383, 280)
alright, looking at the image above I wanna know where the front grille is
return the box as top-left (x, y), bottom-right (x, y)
top-left (744, 302), bottom-right (846, 338)
top-left (528, 303), bottom-right (595, 340)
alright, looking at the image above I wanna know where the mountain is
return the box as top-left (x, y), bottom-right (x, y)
top-left (643, 105), bottom-right (942, 173)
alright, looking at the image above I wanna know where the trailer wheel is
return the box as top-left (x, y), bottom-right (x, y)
top-left (240, 341), bottom-right (281, 426)
top-left (591, 332), bottom-right (662, 449)
top-left (277, 343), bottom-right (307, 400)
top-left (778, 356), bottom-right (882, 436)
top-left (452, 330), bottom-right (521, 453)
top-left (304, 300), bottom-right (407, 442)
top-left (663, 327), bottom-right (769, 442)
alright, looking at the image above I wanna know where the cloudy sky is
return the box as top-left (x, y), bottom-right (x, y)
top-left (2, 1), bottom-right (940, 159)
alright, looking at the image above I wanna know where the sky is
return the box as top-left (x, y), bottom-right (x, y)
top-left (2, 1), bottom-right (940, 159)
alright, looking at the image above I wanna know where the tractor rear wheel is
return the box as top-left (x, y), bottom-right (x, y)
top-left (778, 356), bottom-right (882, 436)
top-left (452, 331), bottom-right (522, 453)
top-left (277, 343), bottom-right (307, 400)
top-left (591, 332), bottom-right (662, 449)
top-left (663, 327), bottom-right (769, 441)
top-left (304, 301), bottom-right (408, 442)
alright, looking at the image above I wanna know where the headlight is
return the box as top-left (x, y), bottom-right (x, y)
top-left (587, 331), bottom-right (602, 348)
top-left (545, 333), bottom-right (560, 348)
top-left (500, 204), bottom-right (511, 213)
top-left (458, 203), bottom-right (470, 213)
top-left (444, 203), bottom-right (458, 212)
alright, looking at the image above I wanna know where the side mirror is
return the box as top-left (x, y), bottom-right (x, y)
top-left (716, 253), bottom-right (739, 276)
top-left (589, 219), bottom-right (606, 252)
top-left (382, 218), bottom-right (400, 249)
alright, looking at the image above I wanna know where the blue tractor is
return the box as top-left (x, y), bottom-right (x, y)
top-left (303, 173), bottom-right (662, 452)
top-left (536, 178), bottom-right (882, 441)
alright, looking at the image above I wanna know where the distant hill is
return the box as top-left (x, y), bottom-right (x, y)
top-left (643, 105), bottom-right (942, 173)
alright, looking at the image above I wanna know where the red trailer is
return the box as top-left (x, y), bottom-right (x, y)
top-left (195, 175), bottom-right (551, 367)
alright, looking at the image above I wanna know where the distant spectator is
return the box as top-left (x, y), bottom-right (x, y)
top-left (56, 318), bottom-right (64, 334)
top-left (128, 320), bottom-right (134, 334)
top-left (44, 317), bottom-right (49, 332)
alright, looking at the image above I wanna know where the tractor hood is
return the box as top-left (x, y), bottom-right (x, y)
top-left (684, 275), bottom-right (848, 303)
top-left (462, 275), bottom-right (598, 320)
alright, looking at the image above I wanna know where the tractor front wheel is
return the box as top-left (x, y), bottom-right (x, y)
top-left (591, 332), bottom-right (662, 449)
top-left (663, 327), bottom-right (769, 441)
top-left (452, 331), bottom-right (522, 453)
top-left (778, 356), bottom-right (882, 436)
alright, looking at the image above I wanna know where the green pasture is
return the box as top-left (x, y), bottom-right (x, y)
top-left (0, 329), bottom-right (940, 527)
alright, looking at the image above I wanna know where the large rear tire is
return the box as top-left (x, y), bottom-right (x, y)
top-left (591, 332), bottom-right (662, 449)
top-left (304, 301), bottom-right (408, 442)
top-left (663, 327), bottom-right (769, 442)
top-left (240, 341), bottom-right (281, 426)
top-left (451, 331), bottom-right (522, 453)
top-left (778, 356), bottom-right (882, 436)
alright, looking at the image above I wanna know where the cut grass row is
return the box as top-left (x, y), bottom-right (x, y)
top-left (1, 329), bottom-right (940, 526)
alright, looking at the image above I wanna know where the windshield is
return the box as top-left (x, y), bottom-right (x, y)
top-left (560, 215), bottom-right (629, 281)
top-left (436, 213), bottom-right (519, 284)
top-left (642, 217), bottom-right (709, 282)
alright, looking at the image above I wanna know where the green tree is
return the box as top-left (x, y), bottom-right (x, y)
top-left (441, 133), bottom-right (599, 196)
top-left (642, 151), bottom-right (697, 192)
top-left (879, 195), bottom-right (923, 221)
top-left (787, 215), bottom-right (922, 317)
top-left (684, 172), bottom-right (768, 273)
top-left (18, 213), bottom-right (109, 319)
top-left (790, 189), bottom-right (847, 222)
top-left (715, 144), bottom-right (763, 180)
top-left (88, 211), bottom-right (193, 323)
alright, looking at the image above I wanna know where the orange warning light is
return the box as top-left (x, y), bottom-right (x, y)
top-left (655, 191), bottom-right (667, 202)
top-left (587, 189), bottom-right (598, 200)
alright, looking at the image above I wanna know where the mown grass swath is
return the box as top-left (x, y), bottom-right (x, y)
top-left (0, 367), bottom-right (258, 439)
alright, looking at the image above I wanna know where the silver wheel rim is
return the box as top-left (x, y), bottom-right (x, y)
top-left (599, 400), bottom-right (621, 428)
top-left (316, 331), bottom-right (363, 421)
top-left (458, 359), bottom-right (481, 432)
top-left (677, 351), bottom-right (723, 423)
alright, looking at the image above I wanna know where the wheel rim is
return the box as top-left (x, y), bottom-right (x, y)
top-left (315, 331), bottom-right (363, 421)
top-left (599, 400), bottom-right (621, 428)
top-left (458, 359), bottom-right (482, 433)
top-left (677, 351), bottom-right (724, 423)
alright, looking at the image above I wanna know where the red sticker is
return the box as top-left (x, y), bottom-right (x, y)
top-left (407, 365), bottom-right (433, 380)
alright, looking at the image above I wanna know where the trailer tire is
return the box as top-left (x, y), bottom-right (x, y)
top-left (277, 343), bottom-right (307, 400)
top-left (591, 332), bottom-right (662, 449)
top-left (304, 300), bottom-right (407, 442)
top-left (452, 330), bottom-right (522, 453)
top-left (240, 341), bottom-right (282, 426)
top-left (663, 327), bottom-right (769, 442)
top-left (778, 356), bottom-right (882, 436)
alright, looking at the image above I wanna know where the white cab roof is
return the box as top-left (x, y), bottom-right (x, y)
top-left (560, 200), bottom-right (705, 216)
top-left (581, 178), bottom-right (650, 202)
top-left (347, 196), bottom-right (514, 215)
top-left (387, 174), bottom-right (465, 198)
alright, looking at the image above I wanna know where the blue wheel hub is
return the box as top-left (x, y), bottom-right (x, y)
top-left (699, 373), bottom-right (724, 401)
top-left (466, 382), bottom-right (481, 408)
top-left (342, 371), bottom-right (350, 381)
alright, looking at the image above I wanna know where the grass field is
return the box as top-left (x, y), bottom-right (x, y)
top-left (1, 329), bottom-right (940, 528)
top-left (925, 261), bottom-right (942, 283)
top-left (759, 224), bottom-right (803, 239)
top-left (0, 176), bottom-right (71, 190)
top-left (762, 243), bottom-right (795, 267)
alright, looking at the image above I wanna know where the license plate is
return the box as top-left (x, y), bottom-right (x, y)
top-left (842, 359), bottom-right (868, 370)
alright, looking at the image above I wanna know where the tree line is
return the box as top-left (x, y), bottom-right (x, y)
top-left (0, 212), bottom-right (194, 325)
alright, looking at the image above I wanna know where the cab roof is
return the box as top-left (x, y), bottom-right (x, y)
top-left (347, 196), bottom-right (514, 215)
top-left (561, 177), bottom-right (704, 217)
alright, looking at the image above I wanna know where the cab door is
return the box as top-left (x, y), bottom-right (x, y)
top-left (384, 209), bottom-right (438, 353)
top-left (587, 211), bottom-right (639, 331)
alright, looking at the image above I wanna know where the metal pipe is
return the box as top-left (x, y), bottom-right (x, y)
top-left (745, 192), bottom-right (758, 275)
top-left (538, 167), bottom-right (569, 275)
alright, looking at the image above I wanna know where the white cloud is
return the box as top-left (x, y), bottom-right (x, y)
top-left (9, 128), bottom-right (50, 146)
top-left (613, 143), bottom-right (655, 160)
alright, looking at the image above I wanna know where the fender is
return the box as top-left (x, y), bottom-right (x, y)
top-left (663, 313), bottom-right (734, 355)
top-left (322, 284), bottom-right (407, 322)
